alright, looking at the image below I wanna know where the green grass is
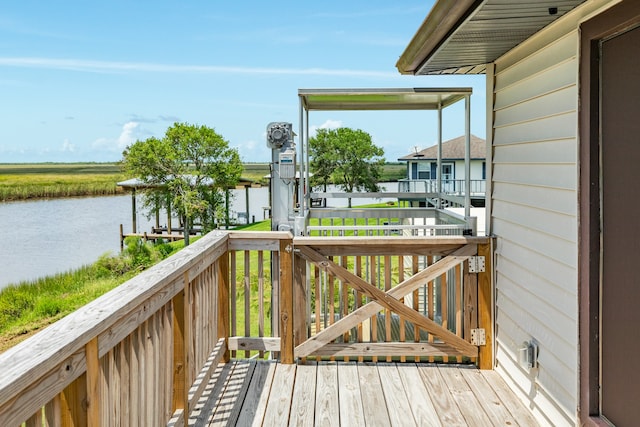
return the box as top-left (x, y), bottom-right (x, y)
top-left (0, 237), bottom-right (186, 351)
top-left (0, 162), bottom-right (407, 201)
top-left (0, 163), bottom-right (127, 201)
top-left (379, 162), bottom-right (407, 181)
top-left (240, 163), bottom-right (270, 184)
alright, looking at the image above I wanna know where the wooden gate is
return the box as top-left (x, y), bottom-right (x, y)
top-left (290, 237), bottom-right (492, 366)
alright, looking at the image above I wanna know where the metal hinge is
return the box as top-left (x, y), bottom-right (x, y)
top-left (468, 256), bottom-right (485, 273)
top-left (471, 328), bottom-right (486, 346)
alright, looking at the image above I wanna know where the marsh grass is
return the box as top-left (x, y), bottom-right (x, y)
top-left (0, 163), bottom-right (126, 201)
top-left (0, 162), bottom-right (405, 202)
top-left (0, 237), bottom-right (185, 351)
top-left (239, 162), bottom-right (406, 184)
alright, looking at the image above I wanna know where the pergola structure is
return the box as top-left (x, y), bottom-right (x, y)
top-left (296, 87), bottom-right (474, 218)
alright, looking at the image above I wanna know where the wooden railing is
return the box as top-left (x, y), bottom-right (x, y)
top-left (0, 231), bottom-right (491, 426)
top-left (290, 237), bottom-right (491, 365)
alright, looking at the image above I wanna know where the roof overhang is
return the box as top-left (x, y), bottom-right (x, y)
top-left (396, 0), bottom-right (587, 75)
top-left (298, 87), bottom-right (472, 111)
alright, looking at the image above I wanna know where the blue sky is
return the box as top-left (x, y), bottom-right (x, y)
top-left (0, 1), bottom-right (485, 164)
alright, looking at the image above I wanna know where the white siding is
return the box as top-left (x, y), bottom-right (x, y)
top-left (491, 26), bottom-right (580, 427)
top-left (453, 159), bottom-right (485, 180)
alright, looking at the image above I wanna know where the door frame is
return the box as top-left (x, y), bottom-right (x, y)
top-left (579, 1), bottom-right (640, 425)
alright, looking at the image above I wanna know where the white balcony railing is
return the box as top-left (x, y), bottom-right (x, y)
top-left (398, 179), bottom-right (486, 196)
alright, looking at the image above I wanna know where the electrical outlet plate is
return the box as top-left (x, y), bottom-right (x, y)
top-left (519, 341), bottom-right (539, 369)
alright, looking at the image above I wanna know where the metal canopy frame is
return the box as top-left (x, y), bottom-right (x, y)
top-left (396, 0), bottom-right (587, 75)
top-left (297, 87), bottom-right (473, 220)
top-left (299, 87), bottom-right (471, 110)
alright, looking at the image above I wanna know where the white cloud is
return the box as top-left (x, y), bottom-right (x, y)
top-left (117, 121), bottom-right (139, 149)
top-left (61, 139), bottom-right (75, 152)
top-left (92, 121), bottom-right (140, 152)
top-left (0, 57), bottom-right (399, 78)
top-left (309, 119), bottom-right (343, 137)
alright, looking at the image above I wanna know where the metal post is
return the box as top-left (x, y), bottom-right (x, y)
top-left (225, 189), bottom-right (230, 229)
top-left (437, 104), bottom-right (442, 209)
top-left (305, 107), bottom-right (310, 214)
top-left (298, 96), bottom-right (305, 214)
top-left (245, 185), bottom-right (250, 224)
top-left (465, 94), bottom-right (471, 219)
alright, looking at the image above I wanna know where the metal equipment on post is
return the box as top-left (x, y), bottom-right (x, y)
top-left (267, 122), bottom-right (297, 233)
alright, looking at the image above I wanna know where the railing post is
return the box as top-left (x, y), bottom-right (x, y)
top-left (85, 338), bottom-right (100, 426)
top-left (294, 252), bottom-right (307, 348)
top-left (477, 242), bottom-right (493, 369)
top-left (61, 374), bottom-right (87, 426)
top-left (464, 255), bottom-right (478, 347)
top-left (171, 273), bottom-right (191, 416)
top-left (280, 237), bottom-right (294, 364)
top-left (217, 251), bottom-right (230, 362)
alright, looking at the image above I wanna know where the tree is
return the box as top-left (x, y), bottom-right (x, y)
top-left (309, 127), bottom-right (385, 207)
top-left (122, 122), bottom-right (242, 245)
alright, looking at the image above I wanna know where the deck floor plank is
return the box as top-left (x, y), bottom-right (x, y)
top-left (262, 363), bottom-right (296, 426)
top-left (377, 362), bottom-right (417, 426)
top-left (437, 365), bottom-right (493, 427)
top-left (357, 362), bottom-right (392, 427)
top-left (396, 363), bottom-right (442, 427)
top-left (417, 363), bottom-right (468, 426)
top-left (336, 362), bottom-right (366, 427)
top-left (289, 362), bottom-right (317, 427)
top-left (191, 361), bottom-right (540, 427)
top-left (459, 367), bottom-right (520, 426)
top-left (480, 370), bottom-right (540, 427)
top-left (209, 360), bottom-right (255, 426)
top-left (315, 362), bottom-right (340, 426)
top-left (235, 361), bottom-right (277, 427)
top-left (190, 362), bottom-right (233, 426)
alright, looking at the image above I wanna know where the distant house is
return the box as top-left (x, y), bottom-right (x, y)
top-left (397, 1), bottom-right (640, 426)
top-left (397, 134), bottom-right (486, 207)
top-left (398, 134), bottom-right (486, 181)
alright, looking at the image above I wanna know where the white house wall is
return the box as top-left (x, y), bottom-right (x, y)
top-left (491, 18), bottom-right (580, 427)
top-left (407, 160), bottom-right (485, 179)
top-left (490, 1), bottom-right (620, 425)
top-left (453, 160), bottom-right (484, 180)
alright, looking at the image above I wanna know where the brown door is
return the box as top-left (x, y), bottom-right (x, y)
top-left (600, 23), bottom-right (640, 426)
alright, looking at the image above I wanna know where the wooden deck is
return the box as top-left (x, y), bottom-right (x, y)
top-left (187, 361), bottom-right (539, 426)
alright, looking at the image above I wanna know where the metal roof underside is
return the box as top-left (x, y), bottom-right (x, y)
top-left (298, 88), bottom-right (472, 111)
top-left (397, 0), bottom-right (587, 75)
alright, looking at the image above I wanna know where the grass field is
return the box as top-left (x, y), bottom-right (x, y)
top-left (0, 163), bottom-right (126, 201)
top-left (0, 162), bottom-right (408, 202)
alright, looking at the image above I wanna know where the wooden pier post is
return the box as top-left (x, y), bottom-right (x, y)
top-left (280, 237), bottom-right (294, 364)
top-left (477, 242), bottom-right (493, 369)
top-left (217, 251), bottom-right (230, 362)
top-left (131, 189), bottom-right (137, 233)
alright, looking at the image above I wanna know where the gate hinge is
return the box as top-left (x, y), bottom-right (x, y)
top-left (468, 256), bottom-right (485, 273)
top-left (471, 328), bottom-right (486, 346)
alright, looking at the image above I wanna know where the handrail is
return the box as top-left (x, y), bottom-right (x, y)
top-left (0, 231), bottom-right (229, 426)
top-left (0, 231), bottom-right (492, 426)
